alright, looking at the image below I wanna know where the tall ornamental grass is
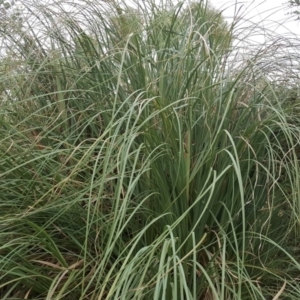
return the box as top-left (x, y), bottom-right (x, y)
top-left (0, 0), bottom-right (300, 299)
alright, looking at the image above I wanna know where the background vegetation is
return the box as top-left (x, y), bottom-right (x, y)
top-left (288, 0), bottom-right (300, 17)
top-left (0, 0), bottom-right (300, 299)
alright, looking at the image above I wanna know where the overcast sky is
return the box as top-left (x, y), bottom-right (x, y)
top-left (209, 0), bottom-right (299, 43)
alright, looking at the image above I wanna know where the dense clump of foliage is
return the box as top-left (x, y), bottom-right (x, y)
top-left (0, 0), bottom-right (300, 299)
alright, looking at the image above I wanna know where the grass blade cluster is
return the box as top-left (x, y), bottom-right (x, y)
top-left (0, 0), bottom-right (300, 299)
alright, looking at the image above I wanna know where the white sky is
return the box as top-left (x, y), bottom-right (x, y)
top-left (210, 0), bottom-right (299, 43)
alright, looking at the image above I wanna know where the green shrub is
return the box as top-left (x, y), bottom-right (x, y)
top-left (0, 0), bottom-right (300, 299)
